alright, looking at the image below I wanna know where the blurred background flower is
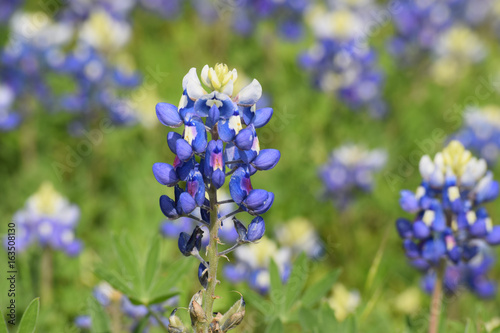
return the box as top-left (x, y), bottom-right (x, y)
top-left (319, 144), bottom-right (387, 208)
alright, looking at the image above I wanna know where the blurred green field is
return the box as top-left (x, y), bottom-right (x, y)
top-left (1, 3), bottom-right (500, 332)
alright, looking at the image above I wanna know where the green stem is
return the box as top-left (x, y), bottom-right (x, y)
top-left (41, 247), bottom-right (53, 307)
top-left (201, 183), bottom-right (219, 333)
top-left (429, 267), bottom-right (444, 333)
top-left (110, 301), bottom-right (122, 333)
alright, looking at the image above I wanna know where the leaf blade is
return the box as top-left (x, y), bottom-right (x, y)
top-left (17, 298), bottom-right (39, 333)
top-left (284, 253), bottom-right (309, 312)
top-left (88, 296), bottom-right (110, 333)
top-left (301, 269), bottom-right (341, 307)
top-left (144, 236), bottom-right (161, 292)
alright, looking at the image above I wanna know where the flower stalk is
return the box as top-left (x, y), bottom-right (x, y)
top-left (202, 183), bottom-right (220, 332)
top-left (429, 265), bottom-right (443, 333)
top-left (41, 247), bottom-right (53, 307)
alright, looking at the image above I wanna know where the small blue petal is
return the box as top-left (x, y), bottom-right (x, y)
top-left (486, 226), bottom-right (500, 245)
top-left (167, 132), bottom-right (182, 154)
top-left (395, 218), bottom-right (413, 239)
top-left (244, 189), bottom-right (270, 210)
top-left (422, 238), bottom-right (446, 264)
top-left (250, 192), bottom-right (274, 215)
top-left (476, 180), bottom-right (499, 204)
top-left (234, 127), bottom-right (254, 151)
top-left (159, 195), bottom-right (179, 219)
top-left (176, 139), bottom-right (193, 161)
top-left (252, 107), bottom-right (273, 128)
top-left (177, 192), bottom-right (196, 215)
top-left (252, 149), bottom-right (280, 170)
top-left (178, 232), bottom-right (190, 256)
top-left (246, 216), bottom-right (265, 242)
top-left (229, 167), bottom-right (252, 204)
top-left (218, 119), bottom-right (236, 142)
top-left (212, 169), bottom-right (225, 189)
top-left (469, 218), bottom-right (488, 237)
top-left (207, 104), bottom-right (220, 128)
top-left (413, 220), bottom-right (431, 239)
top-left (399, 190), bottom-right (419, 213)
top-left (153, 163), bottom-right (179, 186)
top-left (156, 103), bottom-right (182, 127)
top-left (403, 239), bottom-right (419, 259)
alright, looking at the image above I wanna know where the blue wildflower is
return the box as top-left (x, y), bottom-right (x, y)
top-left (5, 182), bottom-right (83, 256)
top-left (319, 144), bottom-right (387, 208)
top-left (300, 4), bottom-right (388, 117)
top-left (450, 106), bottom-right (500, 166)
top-left (396, 141), bottom-right (500, 298)
top-left (153, 64), bottom-right (279, 330)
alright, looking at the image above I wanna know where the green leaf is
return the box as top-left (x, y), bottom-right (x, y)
top-left (0, 308), bottom-right (8, 333)
top-left (298, 307), bottom-right (317, 332)
top-left (112, 234), bottom-right (141, 290)
top-left (345, 316), bottom-right (357, 333)
top-left (17, 298), bottom-right (39, 333)
top-left (243, 290), bottom-right (272, 317)
top-left (88, 296), bottom-right (110, 333)
top-left (94, 266), bottom-right (134, 296)
top-left (269, 259), bottom-right (284, 314)
top-left (464, 319), bottom-right (476, 333)
top-left (320, 302), bottom-right (338, 332)
top-left (301, 269), bottom-right (341, 307)
top-left (149, 259), bottom-right (194, 299)
top-left (265, 318), bottom-right (284, 333)
top-left (144, 236), bottom-right (161, 292)
top-left (284, 253), bottom-right (309, 312)
top-left (145, 291), bottom-right (179, 306)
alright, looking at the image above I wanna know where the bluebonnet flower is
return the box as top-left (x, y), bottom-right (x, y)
top-left (450, 106), bottom-right (500, 166)
top-left (389, 0), bottom-right (490, 85)
top-left (77, 8), bottom-right (133, 52)
top-left (396, 141), bottom-right (500, 298)
top-left (300, 3), bottom-right (387, 117)
top-left (274, 217), bottom-right (324, 259)
top-left (5, 182), bottom-right (83, 256)
top-left (75, 282), bottom-right (174, 332)
top-left (230, 0), bottom-right (310, 41)
top-left (319, 144), bottom-right (387, 208)
top-left (153, 63), bottom-right (279, 330)
top-left (430, 25), bottom-right (485, 85)
top-left (49, 43), bottom-right (141, 133)
top-left (0, 11), bottom-right (72, 130)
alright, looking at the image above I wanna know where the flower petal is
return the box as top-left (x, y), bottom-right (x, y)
top-left (246, 216), bottom-right (265, 242)
top-left (235, 79), bottom-right (262, 106)
top-left (252, 149), bottom-right (280, 170)
top-left (153, 163), bottom-right (179, 186)
top-left (156, 103), bottom-right (182, 127)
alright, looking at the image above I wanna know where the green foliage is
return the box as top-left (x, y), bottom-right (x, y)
top-left (245, 254), bottom-right (348, 332)
top-left (17, 298), bottom-right (40, 333)
top-left (0, 308), bottom-right (7, 333)
top-left (88, 297), bottom-right (110, 333)
top-left (94, 234), bottom-right (188, 306)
